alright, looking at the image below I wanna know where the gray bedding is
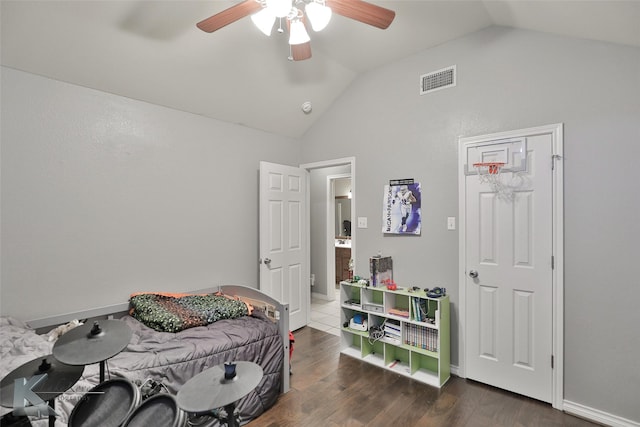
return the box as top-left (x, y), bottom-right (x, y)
top-left (0, 313), bottom-right (283, 426)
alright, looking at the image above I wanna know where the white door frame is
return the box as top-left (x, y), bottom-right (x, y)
top-left (301, 157), bottom-right (356, 301)
top-left (457, 123), bottom-right (564, 410)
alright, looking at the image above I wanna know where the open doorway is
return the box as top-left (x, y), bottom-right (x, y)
top-left (329, 175), bottom-right (352, 293)
top-left (300, 158), bottom-right (355, 335)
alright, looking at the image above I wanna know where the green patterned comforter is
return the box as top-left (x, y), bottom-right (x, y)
top-left (129, 293), bottom-right (249, 333)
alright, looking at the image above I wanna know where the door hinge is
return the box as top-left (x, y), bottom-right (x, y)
top-left (551, 255), bottom-right (555, 269)
top-left (551, 154), bottom-right (562, 170)
top-left (551, 355), bottom-right (554, 369)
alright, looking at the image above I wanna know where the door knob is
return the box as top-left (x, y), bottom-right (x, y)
top-left (263, 258), bottom-right (271, 265)
top-left (468, 269), bottom-right (479, 279)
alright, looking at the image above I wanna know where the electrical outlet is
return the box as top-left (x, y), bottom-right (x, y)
top-left (357, 217), bottom-right (368, 228)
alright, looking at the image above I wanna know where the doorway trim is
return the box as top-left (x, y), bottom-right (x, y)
top-left (301, 157), bottom-right (356, 302)
top-left (457, 123), bottom-right (564, 410)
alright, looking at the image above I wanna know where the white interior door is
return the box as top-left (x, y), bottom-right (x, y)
top-left (259, 161), bottom-right (308, 331)
top-left (462, 131), bottom-right (557, 403)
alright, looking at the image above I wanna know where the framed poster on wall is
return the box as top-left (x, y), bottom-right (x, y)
top-left (382, 182), bottom-right (421, 235)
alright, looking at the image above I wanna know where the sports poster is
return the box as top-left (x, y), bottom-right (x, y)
top-left (382, 182), bottom-right (422, 235)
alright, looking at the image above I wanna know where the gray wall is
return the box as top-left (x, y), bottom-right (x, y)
top-left (301, 27), bottom-right (640, 422)
top-left (1, 67), bottom-right (300, 320)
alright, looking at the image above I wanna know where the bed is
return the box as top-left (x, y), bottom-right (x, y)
top-left (0, 285), bottom-right (290, 427)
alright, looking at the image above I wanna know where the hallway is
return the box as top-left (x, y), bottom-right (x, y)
top-left (308, 287), bottom-right (340, 336)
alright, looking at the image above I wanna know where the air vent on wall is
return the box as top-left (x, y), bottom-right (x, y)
top-left (420, 65), bottom-right (456, 95)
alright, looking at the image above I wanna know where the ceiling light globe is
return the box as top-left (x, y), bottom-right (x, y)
top-left (305, 2), bottom-right (332, 32)
top-left (251, 8), bottom-right (276, 36)
top-left (289, 20), bottom-right (310, 45)
top-left (266, 0), bottom-right (292, 18)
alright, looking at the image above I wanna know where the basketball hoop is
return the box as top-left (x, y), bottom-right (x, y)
top-left (473, 162), bottom-right (504, 183)
top-left (473, 162), bottom-right (504, 175)
top-left (472, 162), bottom-right (508, 196)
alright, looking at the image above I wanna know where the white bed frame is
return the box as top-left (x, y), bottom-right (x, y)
top-left (25, 285), bottom-right (290, 394)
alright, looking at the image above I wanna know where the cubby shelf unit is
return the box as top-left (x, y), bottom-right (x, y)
top-left (339, 281), bottom-right (450, 388)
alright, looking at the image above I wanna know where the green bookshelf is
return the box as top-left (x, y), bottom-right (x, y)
top-left (339, 281), bottom-right (450, 388)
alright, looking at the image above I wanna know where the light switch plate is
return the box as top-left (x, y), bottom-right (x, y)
top-left (447, 217), bottom-right (456, 230)
top-left (447, 216), bottom-right (456, 230)
top-left (357, 217), bottom-right (368, 228)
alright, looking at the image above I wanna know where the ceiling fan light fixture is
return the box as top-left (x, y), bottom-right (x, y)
top-left (251, 8), bottom-right (276, 36)
top-left (266, 0), bottom-right (292, 18)
top-left (289, 19), bottom-right (310, 45)
top-left (196, 0), bottom-right (396, 62)
top-left (305, 1), bottom-right (332, 32)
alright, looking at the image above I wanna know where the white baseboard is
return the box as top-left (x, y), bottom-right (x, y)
top-left (450, 364), bottom-right (461, 377)
top-left (311, 291), bottom-right (332, 301)
top-left (564, 400), bottom-right (640, 427)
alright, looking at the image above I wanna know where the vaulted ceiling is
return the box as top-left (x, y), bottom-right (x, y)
top-left (2, 1), bottom-right (639, 138)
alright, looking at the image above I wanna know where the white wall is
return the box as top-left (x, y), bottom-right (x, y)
top-left (301, 27), bottom-right (640, 423)
top-left (0, 67), bottom-right (300, 320)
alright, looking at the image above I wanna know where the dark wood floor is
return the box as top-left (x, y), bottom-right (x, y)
top-left (247, 326), bottom-right (600, 427)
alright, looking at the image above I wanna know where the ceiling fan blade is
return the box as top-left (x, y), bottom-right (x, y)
top-left (197, 0), bottom-right (263, 33)
top-left (291, 42), bottom-right (312, 61)
top-left (325, 0), bottom-right (395, 29)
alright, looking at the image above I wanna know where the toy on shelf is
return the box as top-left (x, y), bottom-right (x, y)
top-left (382, 279), bottom-right (397, 291)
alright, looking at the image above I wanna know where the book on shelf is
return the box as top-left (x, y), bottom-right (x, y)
top-left (384, 327), bottom-right (401, 338)
top-left (403, 323), bottom-right (438, 352)
top-left (412, 298), bottom-right (430, 322)
top-left (384, 322), bottom-right (401, 333)
top-left (388, 308), bottom-right (409, 318)
top-left (383, 334), bottom-right (401, 345)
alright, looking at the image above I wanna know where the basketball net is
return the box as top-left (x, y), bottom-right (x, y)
top-left (472, 162), bottom-right (512, 198)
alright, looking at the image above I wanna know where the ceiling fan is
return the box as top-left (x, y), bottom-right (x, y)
top-left (197, 0), bottom-right (395, 61)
